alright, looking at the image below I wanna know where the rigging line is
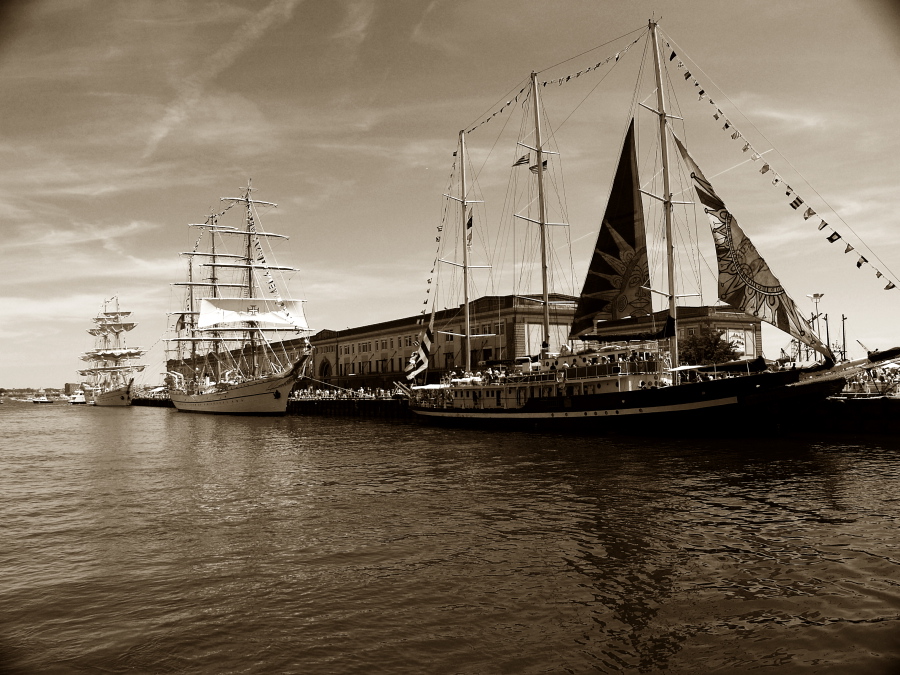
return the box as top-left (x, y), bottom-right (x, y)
top-left (550, 29), bottom-right (649, 135)
top-left (536, 24), bottom-right (647, 73)
top-left (662, 27), bottom-right (898, 284)
top-left (472, 94), bottom-right (517, 183)
top-left (664, 58), bottom-right (705, 298)
top-left (463, 76), bottom-right (531, 136)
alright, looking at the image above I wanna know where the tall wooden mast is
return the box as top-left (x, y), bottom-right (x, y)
top-left (531, 71), bottom-right (552, 355)
top-left (459, 130), bottom-right (472, 373)
top-left (649, 19), bottom-right (679, 369)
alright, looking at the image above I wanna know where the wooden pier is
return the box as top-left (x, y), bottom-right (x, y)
top-left (132, 395), bottom-right (411, 418)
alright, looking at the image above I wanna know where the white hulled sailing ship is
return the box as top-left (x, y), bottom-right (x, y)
top-left (165, 183), bottom-right (311, 415)
top-left (405, 20), bottom-right (895, 431)
top-left (78, 297), bottom-right (146, 406)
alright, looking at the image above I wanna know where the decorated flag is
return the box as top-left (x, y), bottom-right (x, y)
top-left (673, 132), bottom-right (835, 363)
top-left (731, 131), bottom-right (741, 140)
top-left (803, 207), bottom-right (816, 220)
top-left (886, 282), bottom-right (896, 290)
top-left (877, 271), bottom-right (883, 278)
top-left (844, 243), bottom-right (854, 254)
top-left (857, 256), bottom-right (868, 268)
top-left (827, 232), bottom-right (842, 243)
top-left (818, 220), bottom-right (828, 231)
top-left (669, 50), bottom-right (677, 60)
top-left (790, 196), bottom-right (804, 209)
top-left (466, 209), bottom-right (473, 245)
top-left (405, 320), bottom-right (434, 380)
top-left (760, 163), bottom-right (770, 174)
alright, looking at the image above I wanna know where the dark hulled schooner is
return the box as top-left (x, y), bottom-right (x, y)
top-left (406, 20), bottom-right (861, 431)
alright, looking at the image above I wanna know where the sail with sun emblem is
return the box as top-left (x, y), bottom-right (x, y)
top-left (673, 135), bottom-right (835, 364)
top-left (570, 120), bottom-right (653, 337)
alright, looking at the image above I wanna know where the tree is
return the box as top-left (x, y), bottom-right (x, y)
top-left (679, 322), bottom-right (739, 365)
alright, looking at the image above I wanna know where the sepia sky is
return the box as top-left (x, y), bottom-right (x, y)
top-left (2, 0), bottom-right (900, 388)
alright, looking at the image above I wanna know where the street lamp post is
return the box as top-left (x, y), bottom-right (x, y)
top-left (806, 293), bottom-right (825, 362)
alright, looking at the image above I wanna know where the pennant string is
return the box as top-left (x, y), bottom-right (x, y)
top-left (667, 29), bottom-right (899, 291)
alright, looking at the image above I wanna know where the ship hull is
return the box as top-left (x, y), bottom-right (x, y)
top-left (93, 385), bottom-right (133, 406)
top-left (410, 371), bottom-right (846, 434)
top-left (171, 373), bottom-right (296, 415)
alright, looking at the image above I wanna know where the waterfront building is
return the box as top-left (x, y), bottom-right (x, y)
top-left (303, 296), bottom-right (762, 391)
top-left (165, 293), bottom-right (763, 392)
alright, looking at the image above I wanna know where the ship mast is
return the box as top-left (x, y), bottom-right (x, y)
top-left (649, 19), bottom-right (679, 369)
top-left (530, 71), bottom-right (552, 356)
top-left (459, 130), bottom-right (472, 373)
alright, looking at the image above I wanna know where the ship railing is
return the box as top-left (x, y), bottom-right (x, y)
top-left (561, 361), bottom-right (663, 380)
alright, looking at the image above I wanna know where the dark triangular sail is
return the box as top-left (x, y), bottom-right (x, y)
top-left (673, 135), bottom-right (835, 364)
top-left (570, 120), bottom-right (651, 337)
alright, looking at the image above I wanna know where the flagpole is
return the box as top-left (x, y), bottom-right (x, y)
top-left (531, 71), bottom-right (551, 357)
top-left (650, 20), bottom-right (679, 371)
top-left (459, 129), bottom-right (472, 374)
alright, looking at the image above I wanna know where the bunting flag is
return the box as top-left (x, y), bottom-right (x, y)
top-left (676, 57), bottom-right (900, 294)
top-left (462, 35), bottom-right (642, 134)
top-left (405, 320), bottom-right (434, 380)
top-left (670, 50), bottom-right (677, 60)
top-left (466, 209), bottom-right (473, 246)
top-left (512, 154), bottom-right (529, 167)
top-left (529, 159), bottom-right (548, 174)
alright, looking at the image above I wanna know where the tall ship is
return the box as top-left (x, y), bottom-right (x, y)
top-left (165, 183), bottom-right (311, 415)
top-left (405, 20), bottom-right (897, 431)
top-left (79, 297), bottom-right (146, 406)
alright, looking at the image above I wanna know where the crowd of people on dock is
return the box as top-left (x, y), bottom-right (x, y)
top-left (289, 386), bottom-right (403, 401)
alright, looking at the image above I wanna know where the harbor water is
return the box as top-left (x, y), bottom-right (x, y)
top-left (1, 402), bottom-right (899, 674)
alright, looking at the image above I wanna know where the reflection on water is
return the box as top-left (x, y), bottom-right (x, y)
top-left (1, 403), bottom-right (898, 674)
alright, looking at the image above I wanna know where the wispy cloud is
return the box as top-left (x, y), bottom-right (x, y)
top-left (143, 0), bottom-right (302, 159)
top-left (332, 0), bottom-right (376, 44)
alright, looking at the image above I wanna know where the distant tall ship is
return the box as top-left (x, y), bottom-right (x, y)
top-left (79, 297), bottom-right (146, 406)
top-left (165, 182), bottom-right (311, 415)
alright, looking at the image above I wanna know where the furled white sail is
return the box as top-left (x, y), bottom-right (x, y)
top-left (197, 298), bottom-right (308, 330)
top-left (82, 348), bottom-right (146, 360)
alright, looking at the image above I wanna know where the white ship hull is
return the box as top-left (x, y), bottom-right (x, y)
top-left (93, 384), bottom-right (133, 406)
top-left (171, 372), bottom-right (296, 415)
